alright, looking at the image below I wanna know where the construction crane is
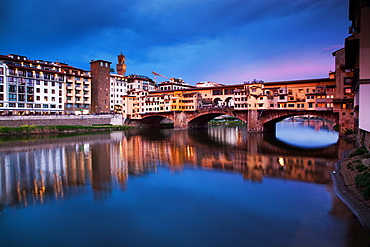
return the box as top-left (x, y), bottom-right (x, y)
top-left (152, 71), bottom-right (168, 84)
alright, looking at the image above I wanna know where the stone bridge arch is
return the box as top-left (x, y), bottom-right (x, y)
top-left (187, 108), bottom-right (246, 128)
top-left (255, 110), bottom-right (339, 132)
top-left (139, 114), bottom-right (174, 127)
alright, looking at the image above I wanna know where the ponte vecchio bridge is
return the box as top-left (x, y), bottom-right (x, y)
top-left (123, 77), bottom-right (355, 135)
top-left (139, 107), bottom-right (341, 132)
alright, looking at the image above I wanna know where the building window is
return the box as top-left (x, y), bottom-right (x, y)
top-left (9, 85), bottom-right (17, 92)
top-left (9, 94), bottom-right (17, 101)
top-left (18, 94), bottom-right (25, 101)
top-left (344, 78), bottom-right (352, 85)
top-left (224, 89), bottom-right (234, 95)
top-left (345, 88), bottom-right (352, 94)
top-left (212, 90), bottom-right (223, 95)
top-left (27, 95), bottom-right (34, 102)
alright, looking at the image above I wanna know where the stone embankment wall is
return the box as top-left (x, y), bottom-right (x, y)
top-left (357, 129), bottom-right (370, 151)
top-left (0, 115), bottom-right (124, 127)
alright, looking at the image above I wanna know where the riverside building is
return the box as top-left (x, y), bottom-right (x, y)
top-left (0, 54), bottom-right (91, 115)
top-left (343, 0), bottom-right (370, 147)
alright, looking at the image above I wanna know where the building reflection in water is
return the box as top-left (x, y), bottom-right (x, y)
top-left (0, 125), bottom-right (353, 209)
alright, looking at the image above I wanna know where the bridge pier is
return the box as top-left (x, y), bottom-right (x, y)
top-left (247, 110), bottom-right (264, 132)
top-left (173, 112), bottom-right (189, 129)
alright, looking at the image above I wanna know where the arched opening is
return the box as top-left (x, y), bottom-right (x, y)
top-left (140, 116), bottom-right (174, 128)
top-left (267, 114), bottom-right (339, 148)
top-left (188, 113), bottom-right (245, 128)
top-left (213, 98), bottom-right (223, 107)
top-left (225, 97), bottom-right (234, 107)
top-left (263, 113), bottom-right (337, 131)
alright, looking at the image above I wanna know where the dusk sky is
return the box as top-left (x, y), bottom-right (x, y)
top-left (0, 0), bottom-right (350, 85)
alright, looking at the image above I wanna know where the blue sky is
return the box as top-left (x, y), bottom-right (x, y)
top-left (0, 0), bottom-right (349, 85)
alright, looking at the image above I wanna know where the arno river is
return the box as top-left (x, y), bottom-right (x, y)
top-left (0, 121), bottom-right (369, 247)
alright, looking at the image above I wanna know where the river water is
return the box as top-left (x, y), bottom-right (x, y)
top-left (0, 121), bottom-right (369, 247)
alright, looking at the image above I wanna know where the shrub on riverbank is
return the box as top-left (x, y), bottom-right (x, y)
top-left (350, 146), bottom-right (369, 157)
top-left (347, 146), bottom-right (370, 200)
top-left (0, 125), bottom-right (133, 135)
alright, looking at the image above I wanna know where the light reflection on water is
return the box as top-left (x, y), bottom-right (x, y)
top-left (0, 124), bottom-right (369, 247)
top-left (276, 120), bottom-right (339, 148)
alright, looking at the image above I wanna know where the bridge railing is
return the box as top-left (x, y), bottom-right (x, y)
top-left (196, 106), bottom-right (235, 113)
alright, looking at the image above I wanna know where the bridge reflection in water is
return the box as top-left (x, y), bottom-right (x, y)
top-left (0, 124), bottom-right (353, 208)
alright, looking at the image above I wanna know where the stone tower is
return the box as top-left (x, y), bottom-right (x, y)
top-left (116, 52), bottom-right (126, 76)
top-left (90, 60), bottom-right (112, 114)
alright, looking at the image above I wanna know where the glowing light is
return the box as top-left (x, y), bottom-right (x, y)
top-left (278, 157), bottom-right (285, 166)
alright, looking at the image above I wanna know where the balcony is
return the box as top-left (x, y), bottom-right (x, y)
top-left (316, 98), bottom-right (328, 103)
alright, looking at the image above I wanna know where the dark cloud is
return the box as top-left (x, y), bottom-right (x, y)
top-left (0, 0), bottom-right (349, 83)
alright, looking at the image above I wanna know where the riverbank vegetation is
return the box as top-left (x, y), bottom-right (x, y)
top-left (347, 146), bottom-right (370, 200)
top-left (209, 116), bottom-right (245, 126)
top-left (0, 125), bottom-right (134, 136)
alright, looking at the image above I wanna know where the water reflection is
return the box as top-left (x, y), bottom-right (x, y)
top-left (0, 124), bottom-right (353, 208)
top-left (0, 124), bottom-right (369, 246)
top-left (276, 119), bottom-right (339, 148)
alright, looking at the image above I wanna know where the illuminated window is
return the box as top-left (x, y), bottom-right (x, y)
top-left (9, 94), bottom-right (17, 101)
